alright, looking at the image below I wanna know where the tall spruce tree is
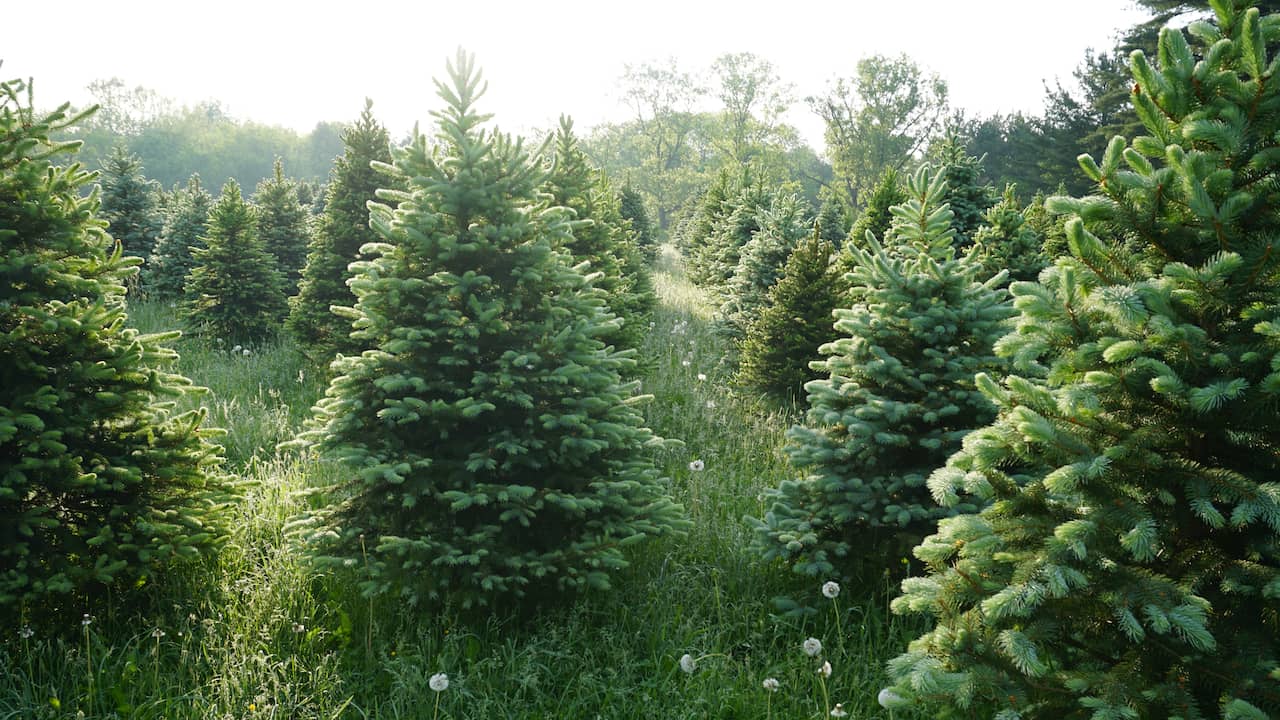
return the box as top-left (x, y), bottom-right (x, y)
top-left (736, 228), bottom-right (843, 400)
top-left (848, 167), bottom-right (907, 250)
top-left (144, 174), bottom-right (211, 299)
top-left (717, 191), bottom-right (810, 346)
top-left (291, 52), bottom-right (686, 608)
top-left (749, 166), bottom-right (1012, 576)
top-left (968, 183), bottom-right (1048, 284)
top-left (98, 145), bottom-right (163, 270)
top-left (884, 6), bottom-right (1280, 717)
top-left (1, 79), bottom-right (233, 611)
top-left (184, 181), bottom-right (286, 344)
top-left (814, 187), bottom-right (851, 248)
top-left (253, 157), bottom-right (310, 294)
top-left (934, 128), bottom-right (999, 247)
top-left (542, 117), bottom-right (655, 353)
top-left (618, 181), bottom-right (658, 263)
top-left (288, 101), bottom-right (394, 360)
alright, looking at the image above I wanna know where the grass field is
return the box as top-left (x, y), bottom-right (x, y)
top-left (2, 249), bottom-right (923, 719)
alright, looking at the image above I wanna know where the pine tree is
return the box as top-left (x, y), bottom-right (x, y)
top-left (885, 7), bottom-right (1280, 717)
top-left (144, 174), bottom-right (211, 300)
top-left (184, 181), bottom-right (287, 344)
top-left (288, 101), bottom-right (395, 360)
top-left (0, 79), bottom-right (233, 611)
top-left (542, 117), bottom-right (655, 353)
top-left (618, 181), bottom-right (657, 263)
top-left (968, 183), bottom-right (1048, 284)
top-left (291, 52), bottom-right (687, 608)
top-left (750, 166), bottom-right (1012, 577)
top-left (736, 228), bottom-right (842, 400)
top-left (814, 187), bottom-right (851, 248)
top-left (1025, 187), bottom-right (1071, 260)
top-left (934, 128), bottom-right (999, 247)
top-left (847, 167), bottom-right (906, 250)
top-left (253, 157), bottom-right (310, 294)
top-left (98, 145), bottom-right (163, 270)
top-left (718, 192), bottom-right (810, 346)
top-left (692, 172), bottom-right (774, 298)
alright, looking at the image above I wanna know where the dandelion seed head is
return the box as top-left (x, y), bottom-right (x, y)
top-left (688, 459), bottom-right (705, 472)
top-left (830, 703), bottom-right (848, 717)
top-left (697, 373), bottom-right (707, 381)
top-left (822, 581), bottom-right (840, 599)
top-left (705, 400), bottom-right (716, 409)
top-left (762, 677), bottom-right (780, 692)
top-left (803, 637), bottom-right (822, 657)
top-left (679, 653), bottom-right (697, 674)
top-left (19, 626), bottom-right (33, 639)
top-left (243, 348), bottom-right (252, 356)
top-left (292, 622), bottom-right (306, 634)
top-left (232, 345), bottom-right (242, 353)
top-left (818, 660), bottom-right (832, 678)
top-left (429, 672), bottom-right (449, 691)
top-left (681, 359), bottom-right (691, 367)
top-left (81, 614), bottom-right (92, 627)
top-left (151, 627), bottom-right (165, 639)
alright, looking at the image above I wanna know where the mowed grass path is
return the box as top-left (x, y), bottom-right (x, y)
top-left (2, 249), bottom-right (923, 719)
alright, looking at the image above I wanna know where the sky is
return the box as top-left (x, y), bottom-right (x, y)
top-left (5, 1), bottom-right (1150, 150)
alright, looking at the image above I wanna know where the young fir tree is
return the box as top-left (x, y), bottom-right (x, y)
top-left (693, 174), bottom-right (775, 299)
top-left (968, 183), bottom-right (1048, 284)
top-left (736, 227), bottom-right (843, 400)
top-left (253, 157), bottom-right (310, 294)
top-left (0, 79), bottom-right (233, 611)
top-left (717, 192), bottom-right (810, 346)
top-left (144, 174), bottom-right (212, 299)
top-left (618, 181), bottom-right (658, 263)
top-left (184, 181), bottom-right (287, 344)
top-left (1025, 187), bottom-right (1072, 260)
top-left (542, 117), bottom-right (655, 353)
top-left (934, 128), bottom-right (999, 248)
top-left (98, 145), bottom-right (163, 270)
top-left (291, 53), bottom-right (687, 608)
top-left (848, 167), bottom-right (907, 251)
top-left (749, 166), bottom-right (1012, 577)
top-left (287, 101), bottom-right (394, 360)
top-left (814, 187), bottom-right (851, 248)
top-left (884, 7), bottom-right (1280, 717)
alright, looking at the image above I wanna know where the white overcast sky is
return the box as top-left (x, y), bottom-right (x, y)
top-left (5, 1), bottom-right (1149, 150)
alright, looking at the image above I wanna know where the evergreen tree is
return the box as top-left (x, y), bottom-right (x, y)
top-left (253, 157), bottom-right (310, 294)
top-left (750, 166), bottom-right (1012, 577)
top-left (718, 192), bottom-right (810, 346)
top-left (1025, 187), bottom-right (1071, 259)
top-left (848, 167), bottom-right (907, 250)
top-left (814, 187), bottom-right (851, 248)
top-left (0, 79), bottom-right (233, 611)
top-left (933, 127), bottom-right (999, 247)
top-left (291, 53), bottom-right (687, 608)
top-left (737, 229), bottom-right (842, 400)
top-left (144, 174), bottom-right (211, 299)
top-left (968, 183), bottom-right (1048, 284)
top-left (691, 171), bottom-right (773, 297)
top-left (885, 8), bottom-right (1280, 717)
top-left (288, 101), bottom-right (394, 360)
top-left (542, 117), bottom-right (655, 353)
top-left (184, 181), bottom-right (286, 344)
top-left (98, 144), bottom-right (163, 270)
top-left (618, 181), bottom-right (658, 263)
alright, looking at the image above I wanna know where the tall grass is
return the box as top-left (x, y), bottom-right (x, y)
top-left (2, 252), bottom-right (925, 719)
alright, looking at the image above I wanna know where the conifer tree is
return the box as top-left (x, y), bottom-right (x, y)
top-left (145, 174), bottom-right (211, 299)
top-left (814, 188), bottom-right (851, 248)
top-left (934, 128), bottom-right (998, 247)
top-left (885, 7), bottom-right (1280, 717)
top-left (288, 101), bottom-right (394, 360)
top-left (292, 52), bottom-right (686, 608)
top-left (1025, 187), bottom-right (1071, 259)
top-left (737, 228), bottom-right (842, 400)
top-left (184, 181), bottom-right (286, 343)
top-left (750, 167), bottom-right (1012, 577)
top-left (618, 181), bottom-right (658, 263)
top-left (847, 167), bottom-right (906, 250)
top-left (0, 79), bottom-right (233, 611)
top-left (253, 157), bottom-right (310, 294)
top-left (691, 173), bottom-right (774, 298)
top-left (968, 183), bottom-right (1048, 284)
top-left (542, 117), bottom-right (655, 352)
top-left (98, 145), bottom-right (163, 268)
top-left (717, 192), bottom-right (809, 346)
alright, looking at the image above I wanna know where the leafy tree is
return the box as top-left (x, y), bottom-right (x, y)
top-left (967, 184), bottom-right (1047, 284)
top-left (287, 100), bottom-right (394, 360)
top-left (618, 181), bottom-right (657, 262)
top-left (98, 145), bottom-right (163, 266)
top-left (144, 174), bottom-right (212, 299)
top-left (542, 117), bottom-right (655, 352)
top-left (185, 181), bottom-right (286, 344)
top-left (0, 79), bottom-right (233, 612)
top-left (292, 53), bottom-right (687, 608)
top-left (710, 52), bottom-right (794, 165)
top-left (811, 54), bottom-right (948, 208)
top-left (750, 166), bottom-right (1011, 577)
top-left (253, 157), bottom-right (310, 294)
top-left (718, 192), bottom-right (810, 346)
top-left (737, 229), bottom-right (842, 400)
top-left (885, 8), bottom-right (1280, 717)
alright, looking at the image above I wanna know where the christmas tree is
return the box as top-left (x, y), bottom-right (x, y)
top-left (253, 157), bottom-right (310, 294)
top-left (98, 145), bottom-right (163, 277)
top-left (717, 191), bottom-right (810, 346)
top-left (750, 166), bottom-right (1011, 577)
top-left (814, 187), bottom-right (851, 248)
top-left (736, 227), bottom-right (842, 400)
top-left (288, 101), bottom-right (395, 361)
top-left (934, 128), bottom-right (999, 248)
top-left (968, 183), bottom-right (1048, 284)
top-left (0, 78), bottom-right (233, 611)
top-left (847, 167), bottom-right (906, 251)
top-left (885, 6), bottom-right (1280, 717)
top-left (618, 181), bottom-right (658, 263)
top-left (184, 181), bottom-right (287, 344)
top-left (144, 174), bottom-right (212, 300)
top-left (291, 52), bottom-right (686, 608)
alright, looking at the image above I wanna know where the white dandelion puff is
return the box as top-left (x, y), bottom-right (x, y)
top-left (151, 627), bottom-right (165, 639)
top-left (762, 677), bottom-right (780, 692)
top-left (688, 459), bottom-right (705, 472)
top-left (697, 373), bottom-right (707, 381)
top-left (803, 637), bottom-right (822, 657)
top-left (19, 626), bottom-right (33, 639)
top-left (429, 672), bottom-right (449, 692)
top-left (679, 653), bottom-right (697, 674)
top-left (822, 581), bottom-right (840, 599)
top-left (818, 660), bottom-right (832, 678)
top-left (830, 703), bottom-right (848, 717)
top-left (81, 614), bottom-right (93, 627)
